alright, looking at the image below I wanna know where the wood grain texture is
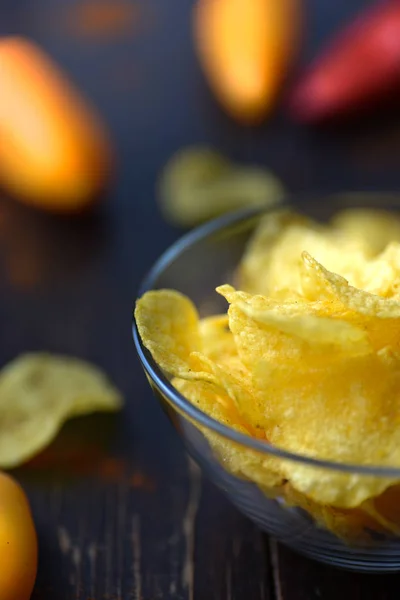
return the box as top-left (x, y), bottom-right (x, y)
top-left (24, 428), bottom-right (271, 599)
top-left (0, 0), bottom-right (399, 598)
top-left (271, 541), bottom-right (400, 600)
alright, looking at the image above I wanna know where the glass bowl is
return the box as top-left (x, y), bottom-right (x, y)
top-left (133, 192), bottom-right (400, 573)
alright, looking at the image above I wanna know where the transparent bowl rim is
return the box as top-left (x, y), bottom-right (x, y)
top-left (132, 195), bottom-right (400, 477)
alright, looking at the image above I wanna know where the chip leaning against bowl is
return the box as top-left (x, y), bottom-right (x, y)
top-left (135, 208), bottom-right (400, 542)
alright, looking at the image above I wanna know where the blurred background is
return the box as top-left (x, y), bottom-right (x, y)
top-left (1, 0), bottom-right (398, 366)
top-left (0, 0), bottom-right (399, 322)
top-left (1, 0), bottom-right (400, 595)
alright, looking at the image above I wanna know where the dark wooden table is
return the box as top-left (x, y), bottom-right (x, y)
top-left (2, 0), bottom-right (400, 598)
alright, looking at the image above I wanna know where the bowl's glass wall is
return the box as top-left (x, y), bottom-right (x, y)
top-left (136, 193), bottom-right (400, 572)
top-left (148, 380), bottom-right (400, 572)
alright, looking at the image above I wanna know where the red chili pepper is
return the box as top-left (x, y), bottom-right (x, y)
top-left (287, 0), bottom-right (400, 123)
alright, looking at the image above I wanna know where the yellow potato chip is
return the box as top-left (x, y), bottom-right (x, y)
top-left (237, 300), bottom-right (370, 351)
top-left (135, 205), bottom-right (400, 539)
top-left (227, 302), bottom-right (306, 368)
top-left (217, 285), bottom-right (313, 368)
top-left (218, 283), bottom-right (331, 316)
top-left (365, 320), bottom-right (400, 354)
top-left (239, 211), bottom-right (370, 298)
top-left (362, 500), bottom-right (400, 536)
top-left (136, 290), bottom-right (268, 427)
top-left (332, 208), bottom-right (400, 256)
top-left (0, 353), bottom-right (123, 468)
top-left (269, 226), bottom-right (365, 297)
top-left (283, 463), bottom-right (396, 511)
top-left (322, 506), bottom-right (388, 543)
top-left (298, 241), bottom-right (400, 301)
top-left (191, 352), bottom-right (266, 431)
top-left (216, 284), bottom-right (255, 305)
top-left (218, 284), bottom-right (368, 367)
top-left (253, 353), bottom-right (400, 507)
top-left (173, 377), bottom-right (283, 490)
top-left (135, 290), bottom-right (216, 382)
top-left (158, 147), bottom-right (285, 228)
top-left (301, 252), bottom-right (400, 318)
top-left (283, 483), bottom-right (389, 543)
top-left (198, 314), bottom-right (237, 362)
top-left (158, 147), bottom-right (229, 227)
top-left (238, 209), bottom-right (309, 296)
top-left (173, 377), bottom-right (247, 431)
top-left (357, 242), bottom-right (400, 298)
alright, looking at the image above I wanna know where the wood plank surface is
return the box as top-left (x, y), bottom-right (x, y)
top-left (271, 541), bottom-right (400, 600)
top-left (0, 0), bottom-right (399, 598)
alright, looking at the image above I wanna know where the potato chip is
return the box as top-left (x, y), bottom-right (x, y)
top-left (237, 301), bottom-right (370, 352)
top-left (253, 353), bottom-right (400, 507)
top-left (301, 252), bottom-right (400, 318)
top-left (322, 506), bottom-right (388, 544)
top-left (356, 243), bottom-right (400, 297)
top-left (158, 147), bottom-right (230, 227)
top-left (332, 208), bottom-right (400, 256)
top-left (0, 353), bottom-right (123, 468)
top-left (135, 290), bottom-right (216, 382)
top-left (209, 167), bottom-right (284, 208)
top-left (227, 302), bottom-right (307, 369)
top-left (158, 147), bottom-right (285, 228)
top-left (173, 377), bottom-right (247, 432)
top-left (191, 352), bottom-right (267, 432)
top-left (198, 314), bottom-right (237, 362)
top-left (173, 377), bottom-right (283, 490)
top-left (239, 211), bottom-right (371, 298)
top-left (216, 284), bottom-right (312, 369)
top-left (362, 500), bottom-right (400, 536)
top-left (218, 284), bottom-right (369, 367)
top-left (136, 291), bottom-right (267, 427)
top-left (135, 204), bottom-right (400, 539)
top-left (284, 483), bottom-right (389, 543)
top-left (238, 209), bottom-right (309, 296)
top-left (270, 227), bottom-right (365, 297)
top-left (216, 284), bottom-right (256, 306)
